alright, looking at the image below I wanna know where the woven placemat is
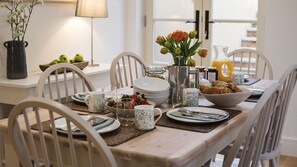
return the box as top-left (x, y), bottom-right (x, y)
top-left (63, 101), bottom-right (109, 115)
top-left (31, 121), bottom-right (153, 146)
top-left (156, 108), bottom-right (242, 133)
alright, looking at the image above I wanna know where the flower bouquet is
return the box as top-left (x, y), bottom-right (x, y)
top-left (156, 30), bottom-right (202, 66)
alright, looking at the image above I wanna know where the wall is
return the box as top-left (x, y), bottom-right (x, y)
top-left (0, 0), bottom-right (126, 77)
top-left (263, 0), bottom-right (297, 156)
top-left (124, 0), bottom-right (145, 60)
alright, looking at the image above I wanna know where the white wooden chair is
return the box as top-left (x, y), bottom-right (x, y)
top-left (223, 83), bottom-right (281, 167)
top-left (8, 97), bottom-right (117, 167)
top-left (227, 48), bottom-right (273, 79)
top-left (36, 63), bottom-right (96, 103)
top-left (110, 52), bottom-right (146, 90)
top-left (259, 64), bottom-right (297, 166)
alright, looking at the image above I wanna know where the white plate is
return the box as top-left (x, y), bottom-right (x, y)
top-left (249, 88), bottom-right (265, 96)
top-left (53, 115), bottom-right (120, 136)
top-left (166, 107), bottom-right (229, 123)
top-left (74, 92), bottom-right (88, 100)
top-left (72, 92), bottom-right (123, 103)
top-left (71, 95), bottom-right (86, 103)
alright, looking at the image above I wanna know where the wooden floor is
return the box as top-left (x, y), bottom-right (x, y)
top-left (279, 155), bottom-right (297, 167)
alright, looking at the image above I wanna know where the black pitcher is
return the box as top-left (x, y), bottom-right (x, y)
top-left (4, 41), bottom-right (28, 79)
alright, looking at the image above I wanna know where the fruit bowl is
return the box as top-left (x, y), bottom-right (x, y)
top-left (201, 88), bottom-right (252, 107)
top-left (105, 100), bottom-right (156, 115)
top-left (106, 94), bottom-right (156, 115)
top-left (39, 61), bottom-right (89, 73)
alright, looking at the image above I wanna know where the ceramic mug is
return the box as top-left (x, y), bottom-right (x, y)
top-left (84, 92), bottom-right (105, 113)
top-left (134, 105), bottom-right (162, 130)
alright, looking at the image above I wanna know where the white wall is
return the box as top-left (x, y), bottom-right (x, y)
top-left (124, 0), bottom-right (145, 60)
top-left (262, 0), bottom-right (297, 156)
top-left (0, 0), bottom-right (126, 77)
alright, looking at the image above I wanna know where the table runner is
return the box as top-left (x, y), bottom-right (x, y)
top-left (156, 107), bottom-right (242, 133)
top-left (31, 121), bottom-right (153, 146)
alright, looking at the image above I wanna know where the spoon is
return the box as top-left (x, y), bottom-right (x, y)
top-left (178, 108), bottom-right (227, 119)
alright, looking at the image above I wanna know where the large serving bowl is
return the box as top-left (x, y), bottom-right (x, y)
top-left (201, 88), bottom-right (252, 107)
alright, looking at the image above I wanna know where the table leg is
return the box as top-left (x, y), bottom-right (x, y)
top-left (4, 135), bottom-right (20, 167)
top-left (0, 104), bottom-right (13, 167)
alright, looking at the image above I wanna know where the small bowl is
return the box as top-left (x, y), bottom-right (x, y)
top-left (133, 77), bottom-right (170, 92)
top-left (201, 88), bottom-right (252, 107)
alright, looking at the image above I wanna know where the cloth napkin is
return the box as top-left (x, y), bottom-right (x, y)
top-left (57, 117), bottom-right (115, 132)
top-left (169, 111), bottom-right (227, 121)
top-left (244, 77), bottom-right (261, 86)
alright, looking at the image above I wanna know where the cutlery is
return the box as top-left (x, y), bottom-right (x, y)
top-left (59, 116), bottom-right (107, 132)
top-left (178, 108), bottom-right (228, 120)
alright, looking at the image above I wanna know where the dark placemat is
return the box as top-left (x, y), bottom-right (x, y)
top-left (245, 95), bottom-right (261, 103)
top-left (32, 121), bottom-right (153, 146)
top-left (244, 78), bottom-right (261, 86)
top-left (63, 101), bottom-right (109, 115)
top-left (156, 107), bottom-right (242, 133)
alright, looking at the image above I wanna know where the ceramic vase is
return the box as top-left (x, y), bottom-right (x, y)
top-left (4, 41), bottom-right (28, 79)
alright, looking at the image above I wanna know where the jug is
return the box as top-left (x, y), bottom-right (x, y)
top-left (211, 46), bottom-right (233, 82)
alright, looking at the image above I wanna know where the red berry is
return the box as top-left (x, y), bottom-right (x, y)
top-left (130, 94), bottom-right (138, 102)
top-left (139, 99), bottom-right (149, 105)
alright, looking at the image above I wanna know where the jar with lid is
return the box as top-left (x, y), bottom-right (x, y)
top-left (145, 66), bottom-right (166, 79)
top-left (196, 66), bottom-right (206, 79)
top-left (206, 67), bottom-right (218, 82)
top-left (188, 67), bottom-right (198, 88)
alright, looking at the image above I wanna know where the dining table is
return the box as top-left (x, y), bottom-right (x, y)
top-left (0, 80), bottom-right (275, 167)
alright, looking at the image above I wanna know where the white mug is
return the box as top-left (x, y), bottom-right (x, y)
top-left (84, 92), bottom-right (105, 113)
top-left (134, 105), bottom-right (162, 130)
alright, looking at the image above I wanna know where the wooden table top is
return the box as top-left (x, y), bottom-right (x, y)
top-left (0, 80), bottom-right (275, 167)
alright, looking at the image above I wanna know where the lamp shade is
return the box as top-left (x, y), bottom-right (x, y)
top-left (75, 0), bottom-right (108, 18)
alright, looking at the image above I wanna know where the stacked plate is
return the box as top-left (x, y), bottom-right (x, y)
top-left (133, 77), bottom-right (170, 106)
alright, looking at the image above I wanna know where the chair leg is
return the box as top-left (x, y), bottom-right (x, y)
top-left (269, 159), bottom-right (276, 167)
top-left (212, 155), bottom-right (216, 162)
top-left (260, 160), bottom-right (265, 167)
top-left (201, 160), bottom-right (211, 167)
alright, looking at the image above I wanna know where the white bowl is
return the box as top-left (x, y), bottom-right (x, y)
top-left (133, 77), bottom-right (170, 92)
top-left (146, 96), bottom-right (169, 106)
top-left (201, 88), bottom-right (252, 107)
top-left (134, 89), bottom-right (170, 97)
top-left (134, 87), bottom-right (169, 94)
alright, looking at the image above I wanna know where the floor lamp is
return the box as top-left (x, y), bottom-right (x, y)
top-left (75, 0), bottom-right (108, 67)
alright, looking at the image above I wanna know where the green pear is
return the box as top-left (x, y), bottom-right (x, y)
top-left (70, 59), bottom-right (75, 64)
top-left (59, 54), bottom-right (69, 63)
top-left (49, 59), bottom-right (59, 65)
top-left (74, 54), bottom-right (84, 62)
